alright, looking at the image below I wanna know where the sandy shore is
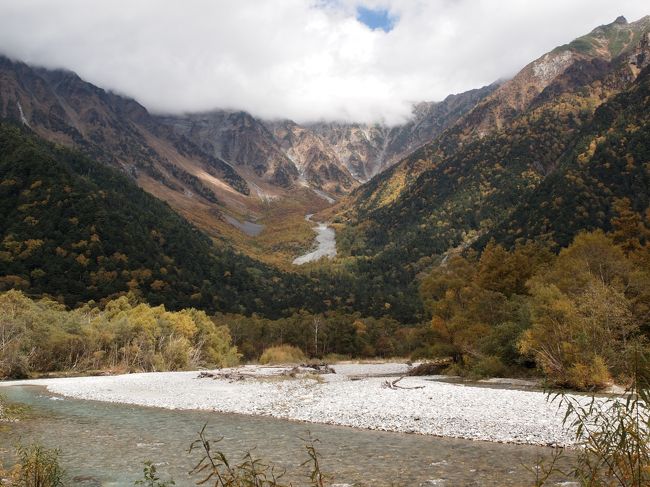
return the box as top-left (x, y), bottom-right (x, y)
top-left (1, 363), bottom-right (581, 446)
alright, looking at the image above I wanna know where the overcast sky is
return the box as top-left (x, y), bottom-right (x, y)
top-left (0, 0), bottom-right (648, 124)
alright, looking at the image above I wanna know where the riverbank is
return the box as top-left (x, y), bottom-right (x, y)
top-left (0, 363), bottom-right (580, 446)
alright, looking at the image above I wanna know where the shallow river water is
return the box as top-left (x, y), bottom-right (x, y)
top-left (293, 214), bottom-right (337, 265)
top-left (0, 385), bottom-right (574, 486)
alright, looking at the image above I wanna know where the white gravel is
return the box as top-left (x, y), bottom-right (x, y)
top-left (1, 363), bottom-right (581, 446)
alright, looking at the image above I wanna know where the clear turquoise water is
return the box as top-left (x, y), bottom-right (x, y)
top-left (0, 385), bottom-right (572, 486)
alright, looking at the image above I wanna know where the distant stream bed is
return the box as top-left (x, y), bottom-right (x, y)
top-left (0, 386), bottom-right (574, 486)
top-left (293, 214), bottom-right (337, 265)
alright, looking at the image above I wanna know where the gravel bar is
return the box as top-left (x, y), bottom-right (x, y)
top-left (0, 363), bottom-right (580, 446)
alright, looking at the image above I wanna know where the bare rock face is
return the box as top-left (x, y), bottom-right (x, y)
top-left (0, 55), bottom-right (253, 231)
top-left (297, 85), bottom-right (498, 184)
top-left (461, 16), bottom-right (650, 138)
top-left (158, 111), bottom-right (299, 188)
top-left (157, 83), bottom-right (497, 196)
top-left (268, 120), bottom-right (357, 193)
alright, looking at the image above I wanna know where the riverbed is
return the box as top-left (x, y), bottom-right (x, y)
top-left (0, 364), bottom-right (577, 446)
top-left (293, 214), bottom-right (337, 265)
top-left (0, 385), bottom-right (574, 486)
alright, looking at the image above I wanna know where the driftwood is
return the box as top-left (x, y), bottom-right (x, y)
top-left (197, 363), bottom-right (335, 382)
top-left (299, 363), bottom-right (336, 374)
top-left (382, 376), bottom-right (425, 390)
top-left (197, 370), bottom-right (247, 382)
top-left (407, 358), bottom-right (453, 376)
top-left (283, 363), bottom-right (335, 377)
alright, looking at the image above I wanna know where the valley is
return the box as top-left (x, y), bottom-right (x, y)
top-left (1, 9), bottom-right (650, 487)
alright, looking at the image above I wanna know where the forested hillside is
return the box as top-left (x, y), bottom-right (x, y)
top-left (334, 19), bottom-right (650, 294)
top-left (0, 123), bottom-right (426, 321)
top-left (485, 60), bottom-right (650, 248)
top-left (0, 123), bottom-right (297, 315)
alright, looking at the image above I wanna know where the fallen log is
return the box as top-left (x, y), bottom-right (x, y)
top-left (382, 376), bottom-right (425, 390)
top-left (407, 358), bottom-right (453, 376)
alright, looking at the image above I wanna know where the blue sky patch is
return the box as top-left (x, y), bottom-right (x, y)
top-left (356, 6), bottom-right (396, 32)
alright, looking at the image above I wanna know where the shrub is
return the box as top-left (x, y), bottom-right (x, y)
top-left (259, 345), bottom-right (306, 365)
top-left (469, 356), bottom-right (507, 379)
top-left (565, 356), bottom-right (610, 391)
top-left (134, 461), bottom-right (175, 486)
top-left (189, 425), bottom-right (326, 487)
top-left (13, 444), bottom-right (65, 487)
top-left (536, 345), bottom-right (650, 485)
top-left (2, 351), bottom-right (30, 380)
top-left (161, 336), bottom-right (192, 371)
top-left (322, 353), bottom-right (349, 363)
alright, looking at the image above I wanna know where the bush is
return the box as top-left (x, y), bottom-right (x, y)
top-left (160, 336), bottom-right (192, 371)
top-left (0, 292), bottom-right (240, 376)
top-left (189, 425), bottom-right (326, 487)
top-left (536, 345), bottom-right (650, 485)
top-left (12, 444), bottom-right (65, 487)
top-left (2, 351), bottom-right (30, 380)
top-left (134, 461), bottom-right (175, 486)
top-left (565, 356), bottom-right (610, 391)
top-left (469, 356), bottom-right (507, 379)
top-left (259, 345), bottom-right (306, 365)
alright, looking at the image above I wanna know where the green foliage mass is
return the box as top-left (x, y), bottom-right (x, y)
top-left (487, 65), bottom-right (650, 249)
top-left (419, 226), bottom-right (650, 389)
top-left (220, 309), bottom-right (425, 362)
top-left (0, 290), bottom-right (240, 378)
top-left (0, 443), bottom-right (64, 487)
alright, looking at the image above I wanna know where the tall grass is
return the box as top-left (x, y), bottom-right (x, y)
top-left (535, 344), bottom-right (650, 486)
top-left (187, 424), bottom-right (326, 486)
top-left (0, 444), bottom-right (64, 487)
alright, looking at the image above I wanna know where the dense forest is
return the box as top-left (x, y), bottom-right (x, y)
top-left (0, 123), bottom-right (428, 321)
top-left (333, 31), bottom-right (650, 317)
top-left (0, 123), bottom-right (302, 314)
top-left (3, 218), bottom-right (648, 390)
top-left (223, 220), bottom-right (650, 390)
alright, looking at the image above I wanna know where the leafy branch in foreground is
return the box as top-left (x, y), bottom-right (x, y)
top-left (134, 461), bottom-right (175, 487)
top-left (0, 444), bottom-right (65, 487)
top-left (536, 343), bottom-right (650, 486)
top-left (527, 447), bottom-right (566, 487)
top-left (188, 424), bottom-right (328, 486)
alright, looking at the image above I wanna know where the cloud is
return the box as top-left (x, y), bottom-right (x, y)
top-left (0, 0), bottom-right (647, 124)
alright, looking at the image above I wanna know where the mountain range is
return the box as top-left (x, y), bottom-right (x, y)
top-left (0, 15), bottom-right (649, 321)
top-left (0, 53), bottom-right (494, 237)
top-left (337, 15), bottom-right (650, 262)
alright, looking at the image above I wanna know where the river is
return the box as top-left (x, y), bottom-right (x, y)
top-left (293, 214), bottom-right (337, 265)
top-left (0, 386), bottom-right (573, 486)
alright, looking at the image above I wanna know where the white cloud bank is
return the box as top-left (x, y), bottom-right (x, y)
top-left (0, 0), bottom-right (647, 124)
